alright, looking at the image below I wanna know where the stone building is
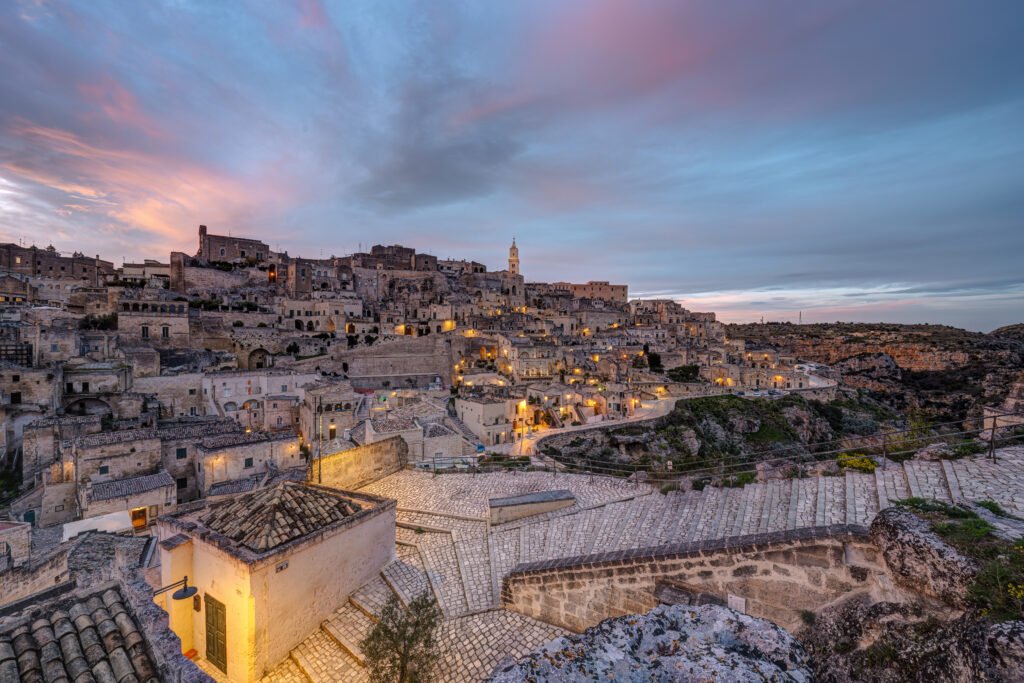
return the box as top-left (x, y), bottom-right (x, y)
top-left (196, 225), bottom-right (270, 263)
top-left (195, 431), bottom-right (304, 496)
top-left (156, 482), bottom-right (396, 681)
top-left (552, 280), bottom-right (628, 304)
top-left (0, 242), bottom-right (115, 285)
top-left (116, 298), bottom-right (191, 348)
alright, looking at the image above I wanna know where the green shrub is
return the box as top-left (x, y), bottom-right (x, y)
top-left (838, 453), bottom-right (876, 473)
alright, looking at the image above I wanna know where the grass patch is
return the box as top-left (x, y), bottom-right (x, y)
top-left (975, 499), bottom-right (1014, 518)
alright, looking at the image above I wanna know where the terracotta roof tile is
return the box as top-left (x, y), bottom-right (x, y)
top-left (200, 481), bottom-right (362, 552)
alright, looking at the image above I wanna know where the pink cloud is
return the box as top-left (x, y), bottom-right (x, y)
top-left (4, 120), bottom-right (293, 251)
top-left (77, 74), bottom-right (167, 140)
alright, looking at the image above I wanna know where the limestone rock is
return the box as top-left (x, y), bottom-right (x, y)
top-left (802, 595), bottom-right (1002, 683)
top-left (915, 443), bottom-right (954, 461)
top-left (987, 621), bottom-right (1024, 682)
top-left (488, 604), bottom-right (812, 682)
top-left (869, 507), bottom-right (978, 607)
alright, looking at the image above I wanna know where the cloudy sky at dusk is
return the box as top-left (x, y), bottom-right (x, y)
top-left (1, 0), bottom-right (1022, 331)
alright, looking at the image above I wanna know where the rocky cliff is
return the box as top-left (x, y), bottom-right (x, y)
top-left (727, 322), bottom-right (1024, 421)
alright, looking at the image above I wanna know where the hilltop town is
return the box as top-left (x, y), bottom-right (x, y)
top-left (1, 228), bottom-right (1022, 682)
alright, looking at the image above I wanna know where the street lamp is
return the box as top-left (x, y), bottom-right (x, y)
top-left (154, 575), bottom-right (198, 601)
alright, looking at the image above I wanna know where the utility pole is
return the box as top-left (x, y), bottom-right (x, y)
top-left (317, 395), bottom-right (323, 483)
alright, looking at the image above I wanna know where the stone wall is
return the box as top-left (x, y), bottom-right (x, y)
top-left (501, 525), bottom-right (899, 633)
top-left (316, 437), bottom-right (408, 490)
top-left (0, 546), bottom-right (71, 608)
top-left (0, 521), bottom-right (31, 568)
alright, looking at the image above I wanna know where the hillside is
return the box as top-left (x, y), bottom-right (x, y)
top-left (726, 322), bottom-right (1024, 421)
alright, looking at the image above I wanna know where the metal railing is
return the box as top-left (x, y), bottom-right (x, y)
top-left (417, 409), bottom-right (1024, 489)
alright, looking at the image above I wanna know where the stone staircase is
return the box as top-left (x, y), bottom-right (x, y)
top-left (283, 543), bottom-right (437, 682)
top-left (268, 448), bottom-right (1024, 682)
top-left (500, 452), bottom-right (1024, 568)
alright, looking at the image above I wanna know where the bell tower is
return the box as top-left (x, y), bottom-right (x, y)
top-left (508, 237), bottom-right (519, 276)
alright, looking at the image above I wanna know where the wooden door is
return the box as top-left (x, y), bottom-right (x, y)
top-left (205, 594), bottom-right (228, 673)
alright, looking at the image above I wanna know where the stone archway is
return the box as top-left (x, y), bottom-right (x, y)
top-left (248, 348), bottom-right (271, 370)
top-left (64, 397), bottom-right (112, 417)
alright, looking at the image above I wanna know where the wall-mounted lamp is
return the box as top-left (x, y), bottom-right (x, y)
top-left (154, 575), bottom-right (198, 601)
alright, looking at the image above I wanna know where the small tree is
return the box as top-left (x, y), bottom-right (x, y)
top-left (361, 592), bottom-right (441, 683)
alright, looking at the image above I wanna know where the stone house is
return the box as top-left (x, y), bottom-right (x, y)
top-left (156, 482), bottom-right (396, 681)
top-left (455, 396), bottom-right (516, 446)
top-left (195, 431), bottom-right (304, 496)
top-left (116, 298), bottom-right (191, 348)
top-left (79, 470), bottom-right (176, 528)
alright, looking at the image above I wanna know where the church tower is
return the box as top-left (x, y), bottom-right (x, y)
top-left (508, 237), bottom-right (519, 276)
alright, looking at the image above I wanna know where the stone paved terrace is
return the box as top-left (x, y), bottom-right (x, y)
top-left (264, 447), bottom-right (1024, 682)
top-left (359, 470), bottom-right (649, 519)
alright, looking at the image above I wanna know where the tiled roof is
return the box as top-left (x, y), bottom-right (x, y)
top-left (370, 416), bottom-right (418, 433)
top-left (198, 430), bottom-right (294, 450)
top-left (75, 428), bottom-right (157, 448)
top-left (201, 482), bottom-right (363, 553)
top-left (424, 423), bottom-right (454, 438)
top-left (90, 471), bottom-right (174, 502)
top-left (0, 588), bottom-right (159, 682)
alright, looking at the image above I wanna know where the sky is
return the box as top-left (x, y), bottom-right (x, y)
top-left (1, 0), bottom-right (1022, 332)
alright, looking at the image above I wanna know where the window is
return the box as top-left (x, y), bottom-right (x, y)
top-left (161, 326), bottom-right (169, 339)
top-left (10, 392), bottom-right (21, 405)
top-left (189, 407), bottom-right (198, 416)
top-left (141, 326), bottom-right (149, 339)
top-left (176, 477), bottom-right (188, 489)
top-left (81, 382), bottom-right (89, 393)
top-left (12, 374), bottom-right (19, 382)
top-left (240, 250), bottom-right (246, 258)
top-left (99, 465), bottom-right (109, 475)
top-left (176, 447), bottom-right (187, 460)
top-left (243, 457), bottom-right (254, 469)
top-left (219, 247), bottom-right (226, 257)
top-left (188, 388), bottom-right (197, 395)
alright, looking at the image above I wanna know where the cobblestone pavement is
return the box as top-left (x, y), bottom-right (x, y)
top-left (265, 448), bottom-right (1024, 681)
top-left (361, 470), bottom-right (649, 519)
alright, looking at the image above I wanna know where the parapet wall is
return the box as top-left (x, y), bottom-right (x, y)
top-left (501, 525), bottom-right (896, 633)
top-left (316, 436), bottom-right (408, 490)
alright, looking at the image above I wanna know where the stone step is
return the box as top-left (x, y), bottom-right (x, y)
top-left (417, 533), bottom-right (470, 618)
top-left (846, 472), bottom-right (879, 526)
top-left (381, 546), bottom-right (432, 606)
top-left (609, 497), bottom-right (652, 550)
top-left (563, 508), bottom-right (601, 558)
top-left (647, 492), bottom-right (683, 546)
top-left (323, 603), bottom-right (375, 666)
top-left (585, 500), bottom-right (627, 554)
top-left (289, 630), bottom-right (365, 683)
top-left (904, 461), bottom-right (953, 502)
top-left (542, 513), bottom-right (575, 559)
top-left (453, 532), bottom-right (495, 613)
top-left (349, 575), bottom-right (395, 620)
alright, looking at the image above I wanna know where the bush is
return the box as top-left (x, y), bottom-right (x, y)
top-left (722, 471), bottom-right (757, 488)
top-left (361, 592), bottom-right (441, 683)
top-left (232, 320), bottom-right (244, 327)
top-left (838, 453), bottom-right (876, 473)
top-left (667, 365), bottom-right (701, 382)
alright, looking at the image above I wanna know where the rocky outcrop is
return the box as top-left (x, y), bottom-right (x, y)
top-left (987, 621), bottom-right (1024, 681)
top-left (489, 604), bottom-right (812, 683)
top-left (869, 507), bottom-right (978, 607)
top-left (802, 595), bottom-right (1002, 683)
top-left (915, 442), bottom-right (954, 461)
